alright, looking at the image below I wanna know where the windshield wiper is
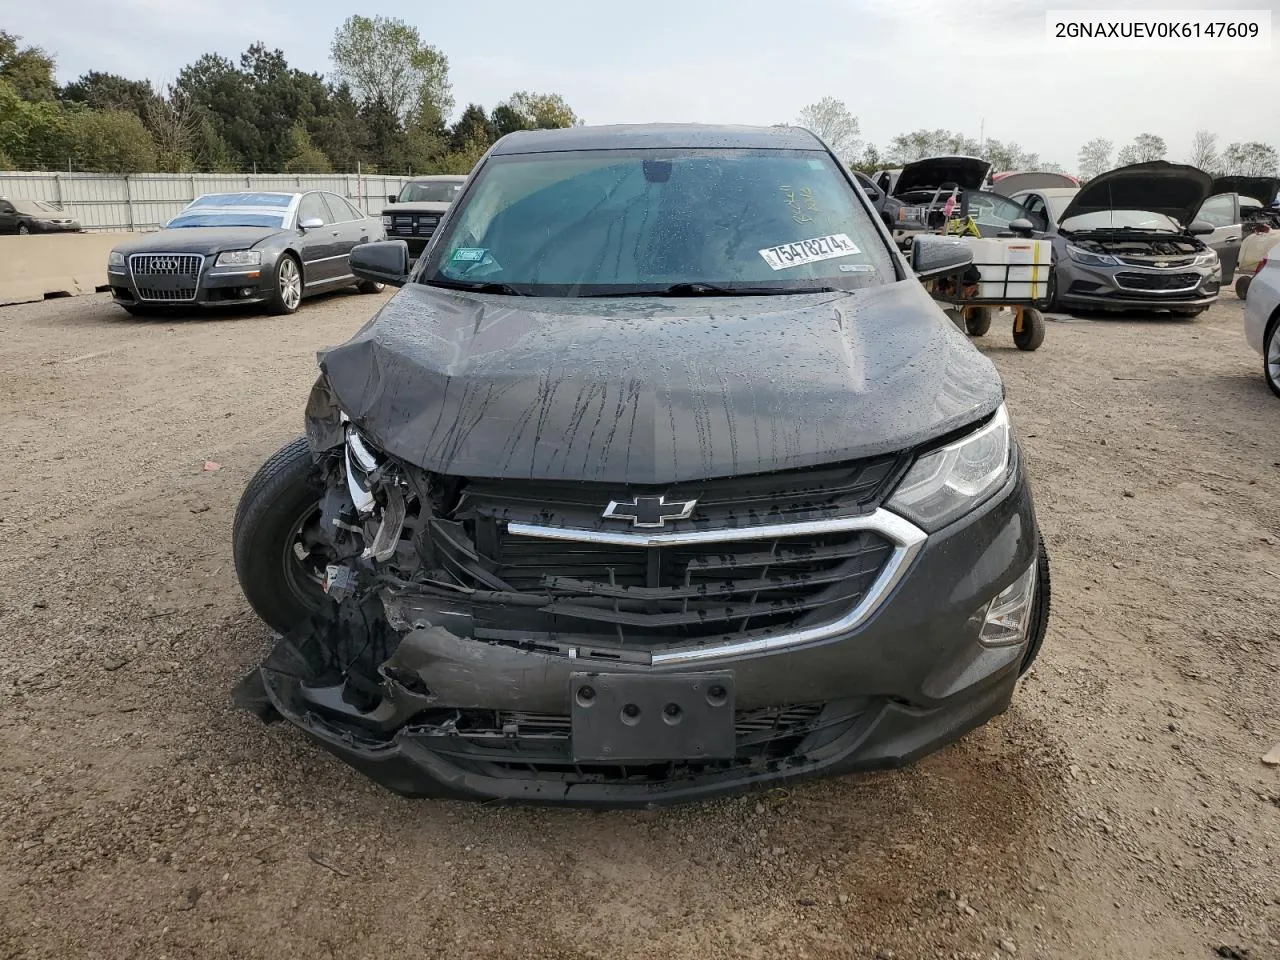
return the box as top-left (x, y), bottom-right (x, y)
top-left (582, 283), bottom-right (843, 298)
top-left (427, 278), bottom-right (526, 296)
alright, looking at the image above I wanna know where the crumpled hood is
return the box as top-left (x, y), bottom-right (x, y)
top-left (315, 281), bottom-right (1003, 484)
top-left (1060, 161), bottom-right (1213, 227)
top-left (111, 226), bottom-right (279, 255)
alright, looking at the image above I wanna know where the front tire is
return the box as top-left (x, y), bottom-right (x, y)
top-left (1236, 275), bottom-right (1252, 300)
top-left (267, 254), bottom-right (302, 315)
top-left (1265, 317), bottom-right (1280, 399)
top-left (356, 279), bottom-right (385, 294)
top-left (233, 437), bottom-right (328, 633)
top-left (18, 224), bottom-right (30, 235)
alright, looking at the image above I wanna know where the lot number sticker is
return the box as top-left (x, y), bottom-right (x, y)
top-left (758, 234), bottom-right (860, 270)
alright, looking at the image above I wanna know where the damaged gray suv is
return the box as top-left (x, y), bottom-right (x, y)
top-left (232, 124), bottom-right (1050, 805)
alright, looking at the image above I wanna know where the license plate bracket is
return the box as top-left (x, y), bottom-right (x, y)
top-left (570, 672), bottom-right (736, 762)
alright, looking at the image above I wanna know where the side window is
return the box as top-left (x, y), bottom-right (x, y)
top-left (1196, 193), bottom-right (1236, 228)
top-left (1021, 195), bottom-right (1049, 230)
top-left (0, 201), bottom-right (14, 215)
top-left (322, 193), bottom-right (358, 223)
top-left (298, 193), bottom-right (331, 226)
top-left (341, 196), bottom-right (366, 220)
top-left (972, 192), bottom-right (1031, 231)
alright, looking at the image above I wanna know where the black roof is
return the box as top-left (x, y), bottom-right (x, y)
top-left (489, 123), bottom-right (826, 155)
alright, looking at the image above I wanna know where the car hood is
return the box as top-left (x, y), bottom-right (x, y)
top-left (893, 156), bottom-right (992, 196)
top-left (382, 201), bottom-right (452, 215)
top-left (313, 281), bottom-right (1003, 484)
top-left (990, 172), bottom-right (1079, 196)
top-left (1060, 161), bottom-right (1214, 227)
top-left (1211, 175), bottom-right (1279, 205)
top-left (111, 227), bottom-right (281, 255)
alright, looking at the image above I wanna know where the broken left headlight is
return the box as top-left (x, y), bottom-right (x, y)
top-left (344, 424), bottom-right (384, 514)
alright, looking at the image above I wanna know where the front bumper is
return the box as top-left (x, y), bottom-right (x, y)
top-left (1056, 259), bottom-right (1220, 311)
top-left (238, 462), bottom-right (1043, 806)
top-left (29, 220), bottom-right (81, 233)
top-left (108, 262), bottom-right (273, 308)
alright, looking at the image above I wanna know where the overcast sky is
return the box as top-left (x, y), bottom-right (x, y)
top-left (9, 0), bottom-right (1279, 171)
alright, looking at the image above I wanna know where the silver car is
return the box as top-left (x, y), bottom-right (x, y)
top-left (1013, 161), bottom-right (1221, 316)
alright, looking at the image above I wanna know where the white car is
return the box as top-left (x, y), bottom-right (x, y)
top-left (1243, 253), bottom-right (1280, 396)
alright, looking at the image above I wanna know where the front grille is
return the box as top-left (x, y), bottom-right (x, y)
top-left (389, 214), bottom-right (440, 237)
top-left (1114, 271), bottom-right (1200, 292)
top-left (440, 457), bottom-right (905, 651)
top-left (411, 700), bottom-right (868, 785)
top-left (1115, 255), bottom-right (1196, 268)
top-left (129, 253), bottom-right (203, 302)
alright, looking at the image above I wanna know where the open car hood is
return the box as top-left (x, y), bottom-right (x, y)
top-left (1059, 161), bottom-right (1213, 227)
top-left (1211, 175), bottom-right (1280, 205)
top-left (893, 156), bottom-right (992, 196)
top-left (990, 172), bottom-right (1080, 196)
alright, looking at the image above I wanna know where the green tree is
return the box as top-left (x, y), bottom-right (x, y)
top-left (500, 91), bottom-right (579, 130)
top-left (146, 86), bottom-right (199, 172)
top-left (1077, 137), bottom-right (1112, 180)
top-left (61, 71), bottom-right (156, 118)
top-left (795, 97), bottom-right (860, 159)
top-left (0, 31), bottom-right (56, 101)
top-left (65, 108), bottom-right (157, 172)
top-left (0, 77), bottom-right (70, 168)
top-left (1220, 141), bottom-right (1279, 177)
top-left (330, 15), bottom-right (452, 123)
top-left (448, 102), bottom-right (492, 154)
top-left (887, 128), bottom-right (981, 164)
top-left (283, 123), bottom-right (331, 173)
top-left (1117, 133), bottom-right (1166, 165)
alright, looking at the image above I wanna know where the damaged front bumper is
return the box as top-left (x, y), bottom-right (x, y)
top-left (235, 462), bottom-right (1040, 806)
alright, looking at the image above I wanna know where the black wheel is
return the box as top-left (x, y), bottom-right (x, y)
top-left (233, 437), bottom-right (329, 633)
top-left (1222, 263), bottom-right (1235, 285)
top-left (18, 224), bottom-right (30, 235)
top-left (121, 303), bottom-right (160, 317)
top-left (1013, 308), bottom-right (1045, 351)
top-left (1265, 316), bottom-right (1280, 399)
top-left (965, 307), bottom-right (994, 336)
top-left (1236, 275), bottom-right (1252, 300)
top-left (1019, 539), bottom-right (1052, 677)
top-left (356, 279), bottom-right (385, 294)
top-left (266, 254), bottom-right (302, 315)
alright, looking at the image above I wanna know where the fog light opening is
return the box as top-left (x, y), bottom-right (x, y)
top-left (979, 561), bottom-right (1037, 647)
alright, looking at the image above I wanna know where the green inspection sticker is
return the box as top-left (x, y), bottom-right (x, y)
top-left (451, 247), bottom-right (487, 262)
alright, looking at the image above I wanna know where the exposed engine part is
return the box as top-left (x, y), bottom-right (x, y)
top-left (1069, 234), bottom-right (1201, 256)
top-left (362, 486), bottom-right (407, 562)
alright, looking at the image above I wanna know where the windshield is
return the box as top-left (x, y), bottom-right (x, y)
top-left (1060, 209), bottom-right (1180, 233)
top-left (398, 181), bottom-right (463, 203)
top-left (1045, 193), bottom-right (1076, 220)
top-left (420, 148), bottom-right (894, 297)
top-left (167, 192), bottom-right (292, 229)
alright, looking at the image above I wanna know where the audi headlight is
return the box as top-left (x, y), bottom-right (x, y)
top-left (888, 405), bottom-right (1012, 531)
top-left (1065, 245), bottom-right (1118, 267)
top-left (108, 251), bottom-right (125, 267)
top-left (215, 250), bottom-right (262, 266)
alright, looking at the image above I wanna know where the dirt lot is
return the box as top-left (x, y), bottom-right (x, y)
top-left (1, 290), bottom-right (1276, 960)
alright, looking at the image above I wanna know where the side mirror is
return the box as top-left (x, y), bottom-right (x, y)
top-left (387, 194), bottom-right (399, 204)
top-left (1188, 220), bottom-right (1215, 235)
top-left (350, 240), bottom-right (411, 287)
top-left (1009, 217), bottom-right (1035, 234)
top-left (911, 234), bottom-right (973, 280)
top-left (299, 217), bottom-right (324, 230)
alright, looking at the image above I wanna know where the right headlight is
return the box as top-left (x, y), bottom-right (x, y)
top-left (108, 251), bottom-right (126, 267)
top-left (1065, 244), bottom-right (1119, 267)
top-left (887, 405), bottom-right (1012, 531)
top-left (381, 215), bottom-right (393, 227)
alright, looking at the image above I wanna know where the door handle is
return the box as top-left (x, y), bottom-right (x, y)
top-left (1225, 236), bottom-right (1240, 243)
top-left (331, 230), bottom-right (341, 237)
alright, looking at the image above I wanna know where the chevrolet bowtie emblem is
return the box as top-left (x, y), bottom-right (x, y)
top-left (602, 495), bottom-right (697, 528)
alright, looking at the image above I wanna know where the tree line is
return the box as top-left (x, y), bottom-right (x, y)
top-left (0, 18), bottom-right (579, 175)
top-left (795, 97), bottom-right (1279, 181)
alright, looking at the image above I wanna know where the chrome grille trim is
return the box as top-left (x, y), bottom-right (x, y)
top-left (129, 253), bottom-right (204, 302)
top-left (506, 509), bottom-right (928, 665)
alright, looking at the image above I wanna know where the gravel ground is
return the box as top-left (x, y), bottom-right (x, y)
top-left (0, 290), bottom-right (1276, 960)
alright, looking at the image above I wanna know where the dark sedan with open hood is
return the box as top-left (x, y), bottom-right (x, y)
top-left (107, 191), bottom-right (385, 316)
top-left (1039, 161), bottom-right (1221, 314)
top-left (231, 124), bottom-right (1050, 806)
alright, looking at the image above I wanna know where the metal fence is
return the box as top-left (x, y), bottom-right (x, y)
top-left (0, 172), bottom-right (419, 232)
